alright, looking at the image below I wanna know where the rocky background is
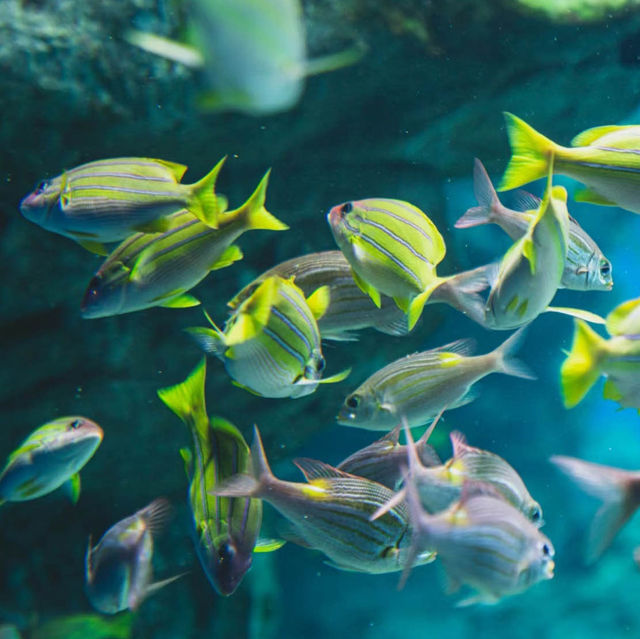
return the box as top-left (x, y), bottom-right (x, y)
top-left (2, 0), bottom-right (640, 637)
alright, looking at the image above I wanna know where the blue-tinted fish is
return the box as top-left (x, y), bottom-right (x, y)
top-left (0, 416), bottom-right (103, 506)
top-left (402, 479), bottom-right (555, 605)
top-left (20, 157), bottom-right (225, 254)
top-left (212, 426), bottom-right (436, 574)
top-left (499, 112), bottom-right (640, 215)
top-left (229, 251), bottom-right (490, 341)
top-left (337, 328), bottom-right (533, 431)
top-left (85, 498), bottom-right (179, 614)
top-left (455, 158), bottom-right (613, 292)
top-left (81, 170), bottom-right (288, 318)
top-left (157, 359), bottom-right (276, 596)
top-left (335, 426), bottom-right (440, 490)
top-left (127, 0), bottom-right (361, 116)
top-left (551, 455), bottom-right (640, 562)
top-left (327, 198), bottom-right (450, 330)
top-left (189, 276), bottom-right (349, 398)
top-left (373, 427), bottom-right (542, 525)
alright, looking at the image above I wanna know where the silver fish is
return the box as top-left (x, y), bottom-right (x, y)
top-left (85, 498), bottom-right (180, 614)
top-left (211, 427), bottom-right (436, 574)
top-left (402, 479), bottom-right (555, 605)
top-left (551, 455), bottom-right (640, 562)
top-left (337, 328), bottom-right (533, 431)
top-left (335, 425), bottom-right (440, 490)
top-left (230, 251), bottom-right (490, 341)
top-left (0, 417), bottom-right (103, 506)
top-left (455, 158), bottom-right (613, 292)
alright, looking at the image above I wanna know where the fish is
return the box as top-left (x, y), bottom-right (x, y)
top-left (561, 306), bottom-right (640, 410)
top-left (81, 170), bottom-right (288, 318)
top-left (188, 276), bottom-right (349, 399)
top-left (126, 0), bottom-right (362, 116)
top-left (455, 158), bottom-right (613, 292)
top-left (20, 157), bottom-right (226, 253)
top-left (335, 425), bottom-right (441, 490)
top-left (482, 167), bottom-right (571, 330)
top-left (550, 455), bottom-right (640, 562)
top-left (372, 427), bottom-right (542, 525)
top-left (157, 358), bottom-right (273, 596)
top-left (30, 613), bottom-right (133, 639)
top-left (499, 112), bottom-right (640, 215)
top-left (0, 416), bottom-right (103, 506)
top-left (229, 251), bottom-right (490, 341)
top-left (337, 328), bottom-right (534, 431)
top-left (85, 498), bottom-right (180, 614)
top-left (327, 198), bottom-right (452, 330)
top-left (401, 479), bottom-right (555, 605)
top-left (211, 426), bottom-right (436, 574)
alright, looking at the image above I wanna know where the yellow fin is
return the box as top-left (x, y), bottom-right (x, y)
top-left (159, 294), bottom-right (200, 308)
top-left (210, 244), bottom-right (243, 271)
top-left (522, 236), bottom-right (536, 275)
top-left (571, 125), bottom-right (630, 147)
top-left (226, 278), bottom-right (276, 345)
top-left (499, 113), bottom-right (556, 191)
top-left (125, 30), bottom-right (205, 68)
top-left (254, 538), bottom-right (286, 553)
top-left (132, 218), bottom-right (171, 234)
top-left (304, 43), bottom-right (366, 76)
top-left (393, 296), bottom-right (410, 313)
top-left (237, 170), bottom-right (289, 231)
top-left (351, 268), bottom-right (381, 308)
top-left (155, 159), bottom-right (188, 182)
top-left (560, 320), bottom-right (606, 408)
top-left (76, 239), bottom-right (109, 256)
top-left (606, 297), bottom-right (640, 336)
top-left (574, 188), bottom-right (617, 207)
top-left (317, 367), bottom-right (351, 384)
top-left (306, 285), bottom-right (330, 320)
top-left (407, 278), bottom-right (443, 331)
top-left (603, 378), bottom-right (622, 401)
top-left (189, 156), bottom-right (226, 228)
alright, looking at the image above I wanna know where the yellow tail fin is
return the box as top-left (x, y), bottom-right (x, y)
top-left (560, 320), bottom-right (605, 408)
top-left (190, 156), bottom-right (226, 228)
top-left (239, 170), bottom-right (289, 231)
top-left (498, 113), bottom-right (557, 191)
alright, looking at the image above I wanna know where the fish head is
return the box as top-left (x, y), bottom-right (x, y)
top-left (40, 416), bottom-right (104, 465)
top-left (587, 254), bottom-right (613, 291)
top-left (19, 176), bottom-right (63, 228)
top-left (518, 536), bottom-right (555, 587)
top-left (327, 201), bottom-right (356, 245)
top-left (337, 387), bottom-right (390, 428)
top-left (210, 538), bottom-right (252, 596)
top-left (81, 265), bottom-right (129, 319)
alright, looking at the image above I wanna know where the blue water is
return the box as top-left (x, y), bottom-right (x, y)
top-left (2, 1), bottom-right (640, 638)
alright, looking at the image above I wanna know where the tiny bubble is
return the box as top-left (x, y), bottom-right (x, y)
top-left (260, 125), bottom-right (267, 130)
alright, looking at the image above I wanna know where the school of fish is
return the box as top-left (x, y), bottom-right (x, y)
top-left (9, 40), bottom-right (640, 625)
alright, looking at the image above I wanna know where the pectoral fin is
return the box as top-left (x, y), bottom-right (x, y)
top-left (574, 188), bottom-right (617, 207)
top-left (159, 293), bottom-right (200, 309)
top-left (254, 538), bottom-right (286, 553)
top-left (351, 269), bottom-right (381, 308)
top-left (210, 245), bottom-right (243, 271)
top-left (76, 239), bottom-right (109, 256)
top-left (64, 473), bottom-right (81, 504)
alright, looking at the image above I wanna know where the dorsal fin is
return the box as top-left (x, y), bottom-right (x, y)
top-left (571, 125), bottom-right (630, 147)
top-left (293, 458), bottom-right (355, 482)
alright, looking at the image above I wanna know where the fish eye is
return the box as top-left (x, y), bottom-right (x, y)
top-left (316, 355), bottom-right (326, 373)
top-left (599, 260), bottom-right (611, 276)
top-left (541, 542), bottom-right (552, 557)
top-left (35, 180), bottom-right (48, 194)
top-left (218, 543), bottom-right (236, 564)
top-left (529, 505), bottom-right (541, 522)
top-left (345, 394), bottom-right (360, 410)
top-left (86, 275), bottom-right (102, 297)
top-left (341, 202), bottom-right (353, 214)
top-left (69, 419), bottom-right (82, 430)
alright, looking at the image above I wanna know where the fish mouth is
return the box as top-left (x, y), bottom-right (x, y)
top-left (544, 559), bottom-right (555, 579)
top-left (336, 409), bottom-right (356, 424)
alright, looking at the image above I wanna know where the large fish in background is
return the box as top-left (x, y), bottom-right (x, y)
top-left (126, 0), bottom-right (362, 115)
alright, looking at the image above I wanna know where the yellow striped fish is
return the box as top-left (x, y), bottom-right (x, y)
top-left (456, 158), bottom-right (613, 292)
top-left (20, 156), bottom-right (226, 253)
top-left (499, 112), bottom-right (640, 215)
top-left (157, 359), bottom-right (278, 596)
top-left (211, 426), bottom-right (436, 574)
top-left (327, 198), bottom-right (450, 330)
top-left (80, 171), bottom-right (287, 318)
top-left (337, 328), bottom-right (534, 431)
top-left (188, 276), bottom-right (349, 398)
